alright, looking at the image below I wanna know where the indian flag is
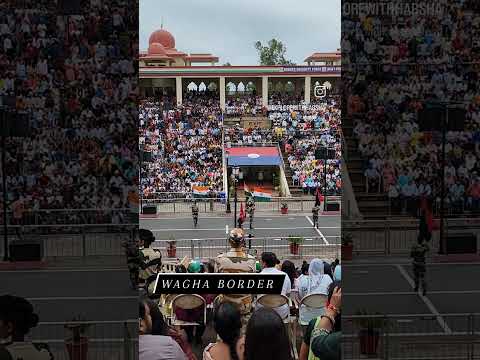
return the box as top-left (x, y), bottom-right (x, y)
top-left (253, 187), bottom-right (272, 202)
top-left (192, 185), bottom-right (209, 198)
top-left (244, 183), bottom-right (253, 198)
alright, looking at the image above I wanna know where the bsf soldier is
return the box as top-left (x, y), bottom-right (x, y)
top-left (0, 295), bottom-right (53, 360)
top-left (138, 229), bottom-right (162, 291)
top-left (312, 204), bottom-right (320, 228)
top-left (123, 231), bottom-right (142, 290)
top-left (246, 198), bottom-right (255, 229)
top-left (192, 202), bottom-right (199, 227)
top-left (410, 236), bottom-right (430, 296)
top-left (214, 228), bottom-right (256, 328)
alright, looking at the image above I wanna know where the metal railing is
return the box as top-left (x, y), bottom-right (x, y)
top-left (0, 224), bottom-right (137, 258)
top-left (28, 320), bottom-right (138, 360)
top-left (342, 313), bottom-right (480, 359)
top-left (342, 218), bottom-right (480, 256)
top-left (142, 196), bottom-right (342, 214)
top-left (0, 208), bottom-right (137, 226)
top-left (152, 236), bottom-right (340, 261)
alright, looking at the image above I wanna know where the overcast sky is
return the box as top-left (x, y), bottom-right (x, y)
top-left (139, 0), bottom-right (340, 65)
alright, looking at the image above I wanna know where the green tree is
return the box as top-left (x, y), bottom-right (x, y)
top-left (223, 62), bottom-right (232, 66)
top-left (254, 39), bottom-right (295, 66)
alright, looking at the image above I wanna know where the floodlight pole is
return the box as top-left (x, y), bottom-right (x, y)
top-left (438, 106), bottom-right (447, 254)
top-left (1, 109), bottom-right (8, 261)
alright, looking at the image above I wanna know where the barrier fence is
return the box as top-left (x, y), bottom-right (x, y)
top-left (29, 320), bottom-right (138, 360)
top-left (152, 236), bottom-right (340, 261)
top-left (0, 224), bottom-right (137, 258)
top-left (142, 196), bottom-right (342, 214)
top-left (0, 208), bottom-right (137, 226)
top-left (342, 218), bottom-right (480, 256)
top-left (342, 313), bottom-right (480, 359)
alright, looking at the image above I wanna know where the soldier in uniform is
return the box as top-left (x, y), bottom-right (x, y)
top-left (410, 235), bottom-right (430, 296)
top-left (312, 204), bottom-right (321, 228)
top-left (214, 228), bottom-right (256, 329)
top-left (0, 295), bottom-right (53, 360)
top-left (123, 230), bottom-right (142, 290)
top-left (138, 229), bottom-right (162, 293)
top-left (192, 202), bottom-right (199, 227)
top-left (246, 198), bottom-right (255, 229)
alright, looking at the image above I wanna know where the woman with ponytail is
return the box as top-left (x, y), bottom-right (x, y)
top-left (203, 302), bottom-right (243, 360)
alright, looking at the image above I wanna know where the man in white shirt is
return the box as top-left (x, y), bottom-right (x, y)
top-left (256, 252), bottom-right (291, 319)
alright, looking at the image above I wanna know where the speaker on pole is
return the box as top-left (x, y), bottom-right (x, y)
top-left (9, 240), bottom-right (43, 261)
top-left (58, 0), bottom-right (82, 15)
top-left (142, 205), bottom-right (157, 215)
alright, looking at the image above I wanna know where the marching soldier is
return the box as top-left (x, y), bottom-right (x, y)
top-left (214, 228), bottom-right (256, 329)
top-left (246, 198), bottom-right (255, 229)
top-left (410, 235), bottom-right (430, 296)
top-left (312, 204), bottom-right (321, 228)
top-left (192, 202), bottom-right (199, 227)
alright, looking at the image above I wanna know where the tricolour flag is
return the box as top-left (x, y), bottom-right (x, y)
top-left (253, 187), bottom-right (272, 202)
top-left (192, 185), bottom-right (209, 198)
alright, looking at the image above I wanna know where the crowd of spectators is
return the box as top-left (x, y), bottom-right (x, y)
top-left (225, 95), bottom-right (265, 117)
top-left (272, 98), bottom-right (342, 195)
top-left (140, 91), bottom-right (224, 199)
top-left (138, 247), bottom-right (341, 360)
top-left (343, 0), bottom-right (480, 214)
top-left (0, 0), bottom-right (138, 225)
top-left (140, 91), bottom-right (342, 198)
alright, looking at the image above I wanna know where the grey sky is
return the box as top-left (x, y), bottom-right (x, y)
top-left (139, 0), bottom-right (340, 65)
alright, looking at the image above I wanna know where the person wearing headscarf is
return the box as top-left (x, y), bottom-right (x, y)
top-left (297, 259), bottom-right (333, 326)
top-left (333, 265), bottom-right (341, 281)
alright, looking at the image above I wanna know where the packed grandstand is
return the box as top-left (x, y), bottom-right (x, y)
top-left (343, 0), bottom-right (480, 218)
top-left (139, 91), bottom-right (342, 202)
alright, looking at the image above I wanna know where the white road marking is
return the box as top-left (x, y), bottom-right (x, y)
top-left (305, 216), bottom-right (329, 245)
top-left (396, 264), bottom-right (452, 334)
top-left (150, 226), bottom-right (323, 231)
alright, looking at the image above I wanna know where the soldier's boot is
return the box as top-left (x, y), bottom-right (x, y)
top-left (421, 277), bottom-right (427, 296)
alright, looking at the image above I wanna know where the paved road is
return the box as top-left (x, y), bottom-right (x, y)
top-left (0, 268), bottom-right (136, 331)
top-left (343, 263), bottom-right (480, 333)
top-left (141, 214), bottom-right (340, 261)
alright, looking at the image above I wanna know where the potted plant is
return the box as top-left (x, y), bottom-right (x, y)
top-left (341, 233), bottom-right (353, 261)
top-left (65, 316), bottom-right (91, 360)
top-left (167, 236), bottom-right (176, 258)
top-left (353, 310), bottom-right (389, 356)
top-left (287, 235), bottom-right (304, 255)
top-left (281, 202), bottom-right (288, 214)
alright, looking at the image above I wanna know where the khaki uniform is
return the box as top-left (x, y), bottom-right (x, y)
top-left (139, 247), bottom-right (162, 282)
top-left (214, 248), bottom-right (256, 315)
top-left (1, 342), bottom-right (52, 360)
top-left (411, 241), bottom-right (429, 293)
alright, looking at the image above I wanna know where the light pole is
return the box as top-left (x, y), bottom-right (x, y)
top-left (232, 166), bottom-right (240, 227)
top-left (1, 111), bottom-right (8, 261)
top-left (139, 143), bottom-right (144, 214)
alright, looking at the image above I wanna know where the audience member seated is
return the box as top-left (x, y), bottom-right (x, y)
top-left (297, 258), bottom-right (333, 326)
top-left (255, 252), bottom-right (291, 320)
top-left (139, 299), bottom-right (188, 360)
top-left (203, 302), bottom-right (243, 360)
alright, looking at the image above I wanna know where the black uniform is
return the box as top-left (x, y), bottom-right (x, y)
top-left (410, 239), bottom-right (429, 295)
